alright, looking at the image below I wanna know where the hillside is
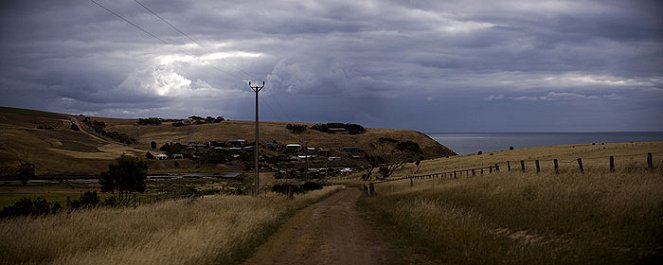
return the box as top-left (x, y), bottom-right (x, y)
top-left (0, 106), bottom-right (455, 176)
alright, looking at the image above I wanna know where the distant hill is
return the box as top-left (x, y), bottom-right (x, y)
top-left (0, 106), bottom-right (456, 176)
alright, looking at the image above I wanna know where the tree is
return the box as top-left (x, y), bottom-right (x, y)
top-left (99, 155), bottom-right (148, 195)
top-left (16, 161), bottom-right (35, 186)
top-left (362, 142), bottom-right (409, 181)
top-left (409, 160), bottom-right (422, 176)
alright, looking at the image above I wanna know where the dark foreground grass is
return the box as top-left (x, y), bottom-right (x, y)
top-left (0, 186), bottom-right (345, 265)
top-left (360, 169), bottom-right (663, 265)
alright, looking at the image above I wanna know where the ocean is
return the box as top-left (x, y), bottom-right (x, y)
top-left (428, 132), bottom-right (663, 155)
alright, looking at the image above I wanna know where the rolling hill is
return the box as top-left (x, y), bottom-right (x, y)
top-left (0, 106), bottom-right (455, 176)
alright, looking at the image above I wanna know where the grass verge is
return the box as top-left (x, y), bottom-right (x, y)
top-left (0, 185), bottom-right (344, 265)
top-left (359, 170), bottom-right (663, 265)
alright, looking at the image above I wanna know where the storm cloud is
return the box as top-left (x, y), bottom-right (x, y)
top-left (1, 0), bottom-right (662, 132)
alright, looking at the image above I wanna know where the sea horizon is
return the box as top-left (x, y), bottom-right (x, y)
top-left (427, 131), bottom-right (663, 155)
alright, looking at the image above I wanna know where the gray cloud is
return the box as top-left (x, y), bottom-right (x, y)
top-left (1, 0), bottom-right (662, 132)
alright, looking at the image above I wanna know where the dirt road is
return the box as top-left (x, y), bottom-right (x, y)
top-left (243, 188), bottom-right (393, 265)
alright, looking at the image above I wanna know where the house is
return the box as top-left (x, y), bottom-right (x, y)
top-left (171, 154), bottom-right (184, 159)
top-left (227, 139), bottom-right (246, 147)
top-left (285, 144), bottom-right (301, 152)
top-left (306, 147), bottom-right (318, 155)
top-left (155, 154), bottom-right (168, 160)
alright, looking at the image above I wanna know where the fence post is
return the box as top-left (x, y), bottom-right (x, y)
top-left (489, 165), bottom-right (493, 173)
top-left (369, 182), bottom-right (376, 196)
top-left (472, 169), bottom-right (476, 176)
top-left (609, 156), bottom-right (615, 172)
top-left (553, 159), bottom-right (559, 174)
top-left (577, 158), bottom-right (584, 174)
top-left (495, 163), bottom-right (500, 172)
top-left (647, 153), bottom-right (654, 171)
top-left (410, 176), bottom-right (413, 186)
top-left (507, 161), bottom-right (511, 171)
top-left (535, 160), bottom-right (540, 174)
top-left (454, 171), bottom-right (457, 178)
top-left (481, 168), bottom-right (484, 175)
top-left (520, 160), bottom-right (526, 172)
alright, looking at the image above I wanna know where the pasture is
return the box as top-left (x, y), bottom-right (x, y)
top-left (359, 141), bottom-right (663, 264)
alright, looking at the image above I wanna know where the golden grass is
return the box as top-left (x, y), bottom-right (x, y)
top-left (1, 106), bottom-right (450, 176)
top-left (359, 142), bottom-right (663, 264)
top-left (411, 141), bottom-right (663, 175)
top-left (364, 170), bottom-right (663, 264)
top-left (0, 185), bottom-right (345, 265)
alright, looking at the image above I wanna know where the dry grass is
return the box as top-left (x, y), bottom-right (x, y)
top-left (360, 142), bottom-right (663, 265)
top-left (1, 106), bottom-right (450, 176)
top-left (410, 141), bottom-right (663, 175)
top-left (0, 185), bottom-right (344, 265)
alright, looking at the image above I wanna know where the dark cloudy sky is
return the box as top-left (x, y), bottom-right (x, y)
top-left (1, 0), bottom-right (662, 132)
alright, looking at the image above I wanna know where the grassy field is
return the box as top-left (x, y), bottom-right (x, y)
top-left (358, 141), bottom-right (663, 265)
top-left (0, 185), bottom-right (345, 265)
top-left (1, 106), bottom-right (453, 176)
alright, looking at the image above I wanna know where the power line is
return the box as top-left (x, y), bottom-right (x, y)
top-left (89, 0), bottom-right (169, 45)
top-left (132, 0), bottom-right (199, 45)
top-left (89, 0), bottom-right (251, 81)
top-left (131, 0), bottom-right (261, 81)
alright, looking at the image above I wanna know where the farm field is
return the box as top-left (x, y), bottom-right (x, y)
top-left (358, 141), bottom-right (663, 265)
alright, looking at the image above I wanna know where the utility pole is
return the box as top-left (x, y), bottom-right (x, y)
top-left (305, 142), bottom-right (309, 180)
top-left (249, 81), bottom-right (264, 196)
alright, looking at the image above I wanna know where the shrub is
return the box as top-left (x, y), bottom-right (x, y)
top-left (301, 181), bottom-right (323, 191)
top-left (69, 191), bottom-right (101, 210)
top-left (0, 198), bottom-right (61, 218)
top-left (310, 123), bottom-right (365, 134)
top-left (286, 124), bottom-right (307, 133)
top-left (396, 140), bottom-right (421, 153)
top-left (137, 117), bottom-right (162, 125)
top-left (99, 155), bottom-right (148, 194)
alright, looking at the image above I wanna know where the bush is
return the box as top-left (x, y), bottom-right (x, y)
top-left (301, 181), bottom-right (323, 191)
top-left (286, 124), bottom-right (307, 133)
top-left (69, 191), bottom-right (100, 210)
top-left (145, 152), bottom-right (155, 159)
top-left (395, 140), bottom-right (421, 153)
top-left (99, 155), bottom-right (148, 194)
top-left (272, 184), bottom-right (303, 195)
top-left (310, 123), bottom-right (365, 134)
top-left (272, 182), bottom-right (323, 195)
top-left (16, 161), bottom-right (34, 186)
top-left (137, 117), bottom-right (162, 125)
top-left (0, 198), bottom-right (61, 218)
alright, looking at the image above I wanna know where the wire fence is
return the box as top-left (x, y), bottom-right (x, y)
top-left (365, 152), bottom-right (661, 193)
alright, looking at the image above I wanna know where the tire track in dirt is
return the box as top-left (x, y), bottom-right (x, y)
top-left (243, 188), bottom-right (393, 265)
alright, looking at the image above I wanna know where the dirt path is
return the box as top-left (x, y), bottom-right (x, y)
top-left (243, 188), bottom-right (393, 265)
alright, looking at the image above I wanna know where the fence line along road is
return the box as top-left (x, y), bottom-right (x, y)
top-left (373, 152), bottom-right (660, 187)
